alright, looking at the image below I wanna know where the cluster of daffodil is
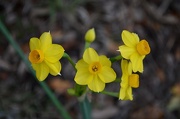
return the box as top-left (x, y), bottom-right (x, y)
top-left (28, 28), bottom-right (150, 101)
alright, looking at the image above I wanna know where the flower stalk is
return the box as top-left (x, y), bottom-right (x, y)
top-left (63, 52), bottom-right (76, 71)
top-left (109, 55), bottom-right (122, 63)
top-left (101, 90), bottom-right (119, 97)
top-left (63, 51), bottom-right (92, 119)
top-left (79, 96), bottom-right (91, 119)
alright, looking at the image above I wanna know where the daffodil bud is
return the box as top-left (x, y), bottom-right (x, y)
top-left (85, 28), bottom-right (95, 42)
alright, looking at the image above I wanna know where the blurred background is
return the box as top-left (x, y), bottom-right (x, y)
top-left (0, 0), bottom-right (180, 119)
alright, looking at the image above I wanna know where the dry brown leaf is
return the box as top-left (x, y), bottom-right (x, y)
top-left (171, 83), bottom-right (180, 96)
top-left (21, 42), bottom-right (30, 54)
top-left (48, 78), bottom-right (72, 94)
top-left (131, 105), bottom-right (164, 119)
top-left (156, 68), bottom-right (165, 82)
top-left (51, 30), bottom-right (63, 42)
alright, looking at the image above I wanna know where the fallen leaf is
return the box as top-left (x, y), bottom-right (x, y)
top-left (131, 105), bottom-right (164, 119)
top-left (171, 83), bottom-right (180, 96)
top-left (48, 78), bottom-right (72, 94)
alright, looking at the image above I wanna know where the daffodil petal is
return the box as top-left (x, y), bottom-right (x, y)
top-left (132, 33), bottom-right (140, 43)
top-left (119, 45), bottom-right (136, 59)
top-left (75, 59), bottom-right (89, 69)
top-left (44, 60), bottom-right (61, 75)
top-left (88, 75), bottom-right (105, 92)
top-left (119, 59), bottom-right (134, 100)
top-left (130, 53), bottom-right (145, 72)
top-left (83, 48), bottom-right (99, 64)
top-left (75, 70), bottom-right (93, 85)
top-left (99, 55), bottom-right (111, 67)
top-left (119, 87), bottom-right (126, 100)
top-left (32, 62), bottom-right (49, 81)
top-left (98, 66), bottom-right (116, 83)
top-left (40, 32), bottom-right (52, 51)
top-left (121, 30), bottom-right (139, 47)
top-left (120, 59), bottom-right (130, 89)
top-left (120, 74), bottom-right (129, 88)
top-left (128, 62), bottom-right (133, 75)
top-left (29, 38), bottom-right (40, 51)
top-left (119, 87), bottom-right (133, 100)
top-left (44, 44), bottom-right (64, 63)
top-left (127, 87), bottom-right (133, 100)
top-left (121, 59), bottom-right (128, 74)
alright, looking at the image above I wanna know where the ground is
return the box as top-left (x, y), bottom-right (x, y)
top-left (0, 0), bottom-right (180, 119)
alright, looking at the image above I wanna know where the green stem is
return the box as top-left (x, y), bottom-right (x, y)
top-left (114, 78), bottom-right (121, 83)
top-left (101, 90), bottom-right (119, 98)
top-left (84, 41), bottom-right (91, 50)
top-left (0, 20), bottom-right (72, 119)
top-left (109, 55), bottom-right (122, 63)
top-left (63, 52), bottom-right (76, 71)
top-left (63, 50), bottom-right (91, 119)
top-left (39, 82), bottom-right (71, 119)
top-left (79, 96), bottom-right (91, 119)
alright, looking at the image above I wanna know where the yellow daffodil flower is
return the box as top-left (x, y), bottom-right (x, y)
top-left (85, 28), bottom-right (95, 42)
top-left (119, 59), bottom-right (139, 100)
top-left (29, 32), bottom-right (64, 81)
top-left (119, 30), bottom-right (150, 72)
top-left (74, 48), bottom-right (116, 92)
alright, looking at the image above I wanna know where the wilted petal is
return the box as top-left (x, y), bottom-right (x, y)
top-left (75, 70), bottom-right (93, 85)
top-left (99, 55), bottom-right (111, 67)
top-left (44, 44), bottom-right (64, 63)
top-left (40, 32), bottom-right (52, 51)
top-left (32, 62), bottom-right (49, 81)
top-left (29, 38), bottom-right (40, 51)
top-left (98, 66), bottom-right (116, 83)
top-left (121, 30), bottom-right (139, 47)
top-left (88, 75), bottom-right (105, 92)
top-left (83, 48), bottom-right (99, 64)
top-left (119, 45), bottom-right (136, 59)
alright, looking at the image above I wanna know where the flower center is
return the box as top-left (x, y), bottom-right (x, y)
top-left (89, 62), bottom-right (102, 74)
top-left (128, 74), bottom-right (139, 88)
top-left (136, 40), bottom-right (150, 55)
top-left (29, 49), bottom-right (44, 63)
